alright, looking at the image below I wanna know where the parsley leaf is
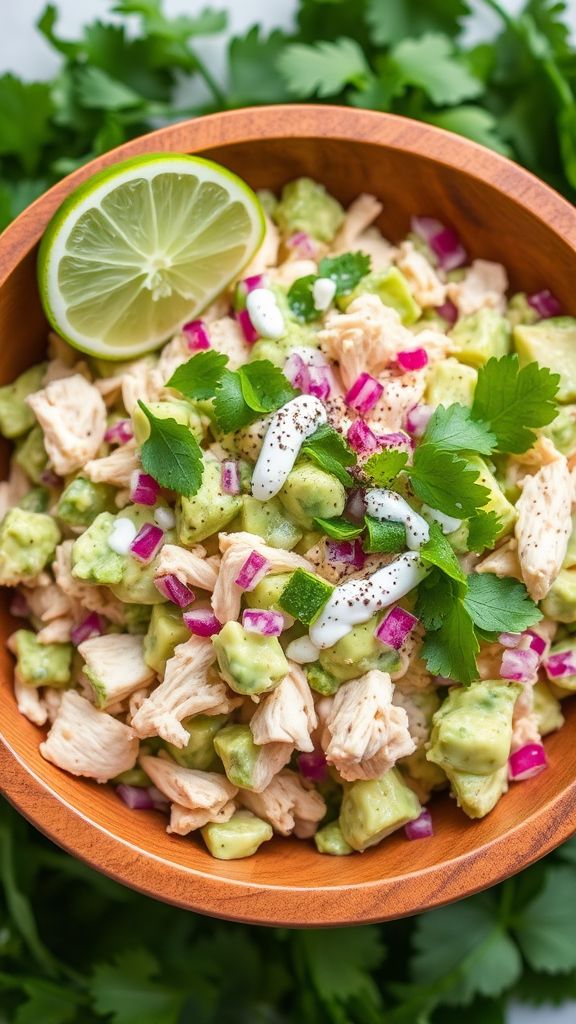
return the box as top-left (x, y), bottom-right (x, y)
top-left (410, 445), bottom-right (490, 518)
top-left (0, 75), bottom-right (54, 176)
top-left (313, 516), bottom-right (363, 540)
top-left (239, 361), bottom-right (297, 413)
top-left (422, 595), bottom-right (479, 684)
top-left (90, 948), bottom-right (185, 1024)
top-left (295, 927), bottom-right (385, 1021)
top-left (363, 448), bottom-right (408, 486)
top-left (366, 0), bottom-right (471, 45)
top-left (422, 403), bottom-right (496, 455)
top-left (390, 33), bottom-right (483, 106)
top-left (420, 522), bottom-right (466, 584)
top-left (227, 27), bottom-right (291, 106)
top-left (212, 370), bottom-right (253, 434)
top-left (514, 866), bottom-right (576, 974)
top-left (138, 402), bottom-right (203, 496)
top-left (463, 573), bottom-right (542, 633)
top-left (416, 569), bottom-right (455, 631)
top-left (277, 38), bottom-right (371, 98)
top-left (287, 275), bottom-right (319, 322)
top-left (466, 511), bottom-right (503, 554)
top-left (471, 354), bottom-right (560, 454)
top-left (318, 251), bottom-right (371, 295)
top-left (166, 350), bottom-right (228, 400)
top-left (364, 516), bottom-right (406, 553)
top-left (301, 424), bottom-right (356, 486)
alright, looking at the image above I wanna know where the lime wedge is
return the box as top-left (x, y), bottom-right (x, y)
top-left (38, 154), bottom-right (265, 360)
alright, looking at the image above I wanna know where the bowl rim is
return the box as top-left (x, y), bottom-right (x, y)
top-left (1, 104), bottom-right (576, 926)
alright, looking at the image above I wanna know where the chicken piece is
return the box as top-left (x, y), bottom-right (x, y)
top-left (392, 690), bottom-right (433, 747)
top-left (78, 634), bottom-right (155, 710)
top-left (168, 798), bottom-right (236, 835)
top-left (84, 442), bottom-right (139, 488)
top-left (270, 259), bottom-right (318, 289)
top-left (212, 531), bottom-right (314, 624)
top-left (246, 741), bottom-right (295, 793)
top-left (47, 331), bottom-right (78, 366)
top-left (476, 538), bottom-right (522, 581)
top-left (53, 541), bottom-right (126, 624)
top-left (131, 636), bottom-right (240, 746)
top-left (14, 672), bottom-right (48, 726)
top-left (447, 259), bottom-right (508, 316)
top-left (140, 754), bottom-right (237, 812)
top-left (40, 690), bottom-right (138, 782)
top-left (515, 456), bottom-right (572, 600)
top-left (121, 358), bottom-right (161, 414)
top-left (206, 316), bottom-right (250, 371)
top-left (44, 687), bottom-right (64, 724)
top-left (241, 213), bottom-right (280, 276)
top-left (354, 227), bottom-right (397, 272)
top-left (127, 686), bottom-right (150, 722)
top-left (396, 240), bottom-right (447, 308)
top-left (95, 375), bottom-right (123, 406)
top-left (24, 581), bottom-right (74, 623)
top-left (42, 358), bottom-right (91, 385)
top-left (37, 617), bottom-right (75, 644)
top-left (331, 194), bottom-right (383, 253)
top-left (240, 769), bottom-right (326, 838)
top-left (511, 681), bottom-right (541, 752)
top-left (155, 543), bottom-right (219, 593)
top-left (366, 370), bottom-right (427, 433)
top-left (155, 333), bottom-right (191, 384)
top-left (323, 670), bottom-right (415, 781)
top-left (0, 462), bottom-right (33, 520)
top-left (477, 642), bottom-right (508, 681)
top-left (27, 375), bottom-right (107, 476)
top-left (318, 295), bottom-right (413, 389)
top-left (250, 663), bottom-right (317, 752)
top-left (513, 436), bottom-right (563, 470)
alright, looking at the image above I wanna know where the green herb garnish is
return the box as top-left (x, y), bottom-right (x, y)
top-left (313, 516), bottom-right (363, 540)
top-left (363, 448), bottom-right (408, 486)
top-left (278, 568), bottom-right (334, 625)
top-left (301, 423), bottom-right (356, 486)
top-left (410, 445), bottom-right (490, 519)
top-left (138, 402), bottom-right (203, 496)
top-left (287, 275), bottom-right (319, 322)
top-left (318, 251), bottom-right (371, 294)
top-left (471, 354), bottom-right (560, 454)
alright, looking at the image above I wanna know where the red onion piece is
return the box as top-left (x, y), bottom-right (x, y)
top-left (375, 607), bottom-right (418, 650)
top-left (525, 630), bottom-right (547, 658)
top-left (242, 608), bottom-right (284, 636)
top-left (347, 419), bottom-right (379, 454)
top-left (344, 488), bottom-right (366, 524)
top-left (9, 592), bottom-right (29, 618)
top-left (405, 404), bottom-right (432, 438)
top-left (285, 351), bottom-right (331, 400)
top-left (130, 470), bottom-right (160, 506)
top-left (498, 632), bottom-right (521, 649)
top-left (71, 612), bottom-right (104, 646)
top-left (286, 231), bottom-right (317, 258)
top-left (285, 351), bottom-right (311, 392)
top-left (527, 289), bottom-right (562, 319)
top-left (104, 418), bottom-right (134, 445)
top-left (345, 372), bottom-right (384, 415)
top-left (235, 308), bottom-right (260, 343)
top-left (183, 608), bottom-right (223, 637)
top-left (40, 468), bottom-right (60, 488)
top-left (183, 319), bottom-right (210, 351)
top-left (435, 299), bottom-right (458, 325)
top-left (129, 523), bottom-right (164, 564)
top-left (298, 750), bottom-right (328, 783)
top-left (326, 538), bottom-right (365, 569)
top-left (397, 348), bottom-right (429, 372)
top-left (544, 648), bottom-right (576, 679)
top-left (378, 431), bottom-right (413, 452)
top-left (307, 365), bottom-right (331, 401)
top-left (405, 808), bottom-right (434, 840)
top-left (116, 784), bottom-right (155, 810)
top-left (147, 785), bottom-right (170, 810)
top-left (154, 573), bottom-right (196, 608)
top-left (411, 215), bottom-right (467, 271)
top-left (234, 551), bottom-right (269, 590)
top-left (233, 274), bottom-right (268, 312)
top-left (508, 743), bottom-right (548, 782)
top-left (221, 460), bottom-right (241, 496)
top-left (500, 647), bottom-right (539, 682)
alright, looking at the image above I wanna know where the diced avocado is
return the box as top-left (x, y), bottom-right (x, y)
top-left (514, 317), bottom-right (576, 402)
top-left (427, 681), bottom-right (521, 776)
top-left (541, 570), bottom-right (576, 623)
top-left (57, 477), bottom-right (117, 528)
top-left (319, 616), bottom-right (402, 682)
top-left (215, 418), bottom-right (270, 461)
top-left (399, 747), bottom-right (447, 795)
top-left (71, 512), bottom-right (125, 586)
top-left (278, 461), bottom-right (346, 530)
top-left (113, 766), bottom-right (151, 787)
top-left (18, 486), bottom-right (49, 513)
top-left (425, 358), bottom-right (478, 408)
top-left (0, 508), bottom-right (60, 585)
top-left (213, 724), bottom-right (262, 789)
top-left (446, 764), bottom-right (508, 819)
top-left (14, 425), bottom-right (48, 484)
top-left (339, 768), bottom-right (422, 851)
top-left (468, 456), bottom-right (517, 540)
top-left (0, 363), bottom-right (46, 439)
top-left (340, 268), bottom-right (421, 325)
top-left (314, 820), bottom-right (353, 856)
top-left (294, 530), bottom-right (323, 555)
top-left (241, 496), bottom-right (302, 550)
top-left (533, 680), bottom-right (564, 735)
top-left (165, 714), bottom-right (228, 770)
top-left (244, 572), bottom-right (294, 628)
top-left (544, 638), bottom-right (576, 693)
top-left (111, 507), bottom-right (176, 606)
top-left (542, 405), bottom-right (576, 457)
top-left (144, 604), bottom-right (190, 675)
top-left (249, 321), bottom-right (318, 368)
top-left (201, 810), bottom-right (273, 860)
top-left (132, 398), bottom-right (205, 444)
top-left (305, 661), bottom-right (341, 696)
top-left (177, 458), bottom-right (243, 545)
top-left (506, 292), bottom-right (539, 328)
top-left (450, 309), bottom-right (511, 368)
top-left (124, 604), bottom-right (152, 634)
top-left (272, 177), bottom-right (344, 244)
top-left (212, 621), bottom-right (288, 696)
top-left (257, 189), bottom-right (277, 217)
top-left (10, 629), bottom-right (72, 687)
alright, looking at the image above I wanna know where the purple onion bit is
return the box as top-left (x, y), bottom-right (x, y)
top-left (234, 551), bottom-right (269, 591)
top-left (345, 372), bottom-right (384, 415)
top-left (347, 419), bottom-right (379, 455)
top-left (71, 612), bottom-right (104, 647)
top-left (544, 648), bottom-right (576, 680)
top-left (130, 470), bottom-right (160, 507)
top-left (183, 319), bottom-right (211, 351)
top-left (129, 523), bottom-right (164, 565)
top-left (221, 460), bottom-right (241, 496)
top-left (154, 573), bottom-right (196, 608)
top-left (435, 299), bottom-right (458, 325)
top-left (242, 608), bottom-right (284, 636)
top-left (183, 609), bottom-right (223, 637)
top-left (326, 538), bottom-right (365, 569)
top-left (508, 743), bottom-right (548, 782)
top-left (378, 431), bottom-right (413, 452)
top-left (411, 215), bottom-right (467, 271)
top-left (9, 592), bottom-right (29, 618)
top-left (397, 347), bottom-right (428, 372)
top-left (527, 289), bottom-right (562, 320)
top-left (344, 488), bottom-right (366, 524)
top-left (286, 231), bottom-right (317, 258)
top-left (375, 607), bottom-right (418, 650)
top-left (405, 404), bottom-right (432, 438)
top-left (525, 630), bottom-right (547, 658)
top-left (500, 647), bottom-right (540, 682)
top-left (116, 784), bottom-right (155, 810)
top-left (105, 419), bottom-right (134, 445)
top-left (405, 808), bottom-right (434, 840)
top-left (298, 750), bottom-right (328, 783)
top-left (234, 308), bottom-right (260, 343)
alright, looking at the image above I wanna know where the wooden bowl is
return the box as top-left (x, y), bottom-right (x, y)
top-left (1, 106), bottom-right (576, 927)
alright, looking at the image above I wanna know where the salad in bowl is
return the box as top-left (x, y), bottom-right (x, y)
top-left (1, 156), bottom-right (575, 862)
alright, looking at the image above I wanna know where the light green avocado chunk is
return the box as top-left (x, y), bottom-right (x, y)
top-left (165, 714), bottom-right (228, 770)
top-left (249, 321), bottom-right (318, 368)
top-left (506, 292), bottom-right (539, 328)
top-left (544, 639), bottom-right (576, 692)
top-left (450, 309), bottom-right (511, 368)
top-left (241, 496), bottom-right (302, 550)
top-left (533, 680), bottom-right (564, 735)
top-left (319, 615), bottom-right (402, 682)
top-left (542, 405), bottom-right (576, 457)
top-left (18, 486), bottom-right (50, 513)
top-left (340, 267), bottom-right (421, 325)
top-left (399, 747), bottom-right (447, 795)
top-left (132, 398), bottom-right (206, 444)
top-left (278, 461), bottom-right (346, 530)
top-left (11, 629), bottom-right (72, 688)
top-left (71, 512), bottom-right (125, 586)
top-left (339, 768), bottom-right (422, 851)
top-left (514, 317), bottom-right (576, 402)
top-left (201, 810), bottom-right (273, 860)
top-left (57, 477), bottom-right (117, 528)
top-left (427, 681), bottom-right (521, 776)
top-left (0, 508), bottom-right (60, 585)
top-left (111, 507), bottom-right (176, 605)
top-left (244, 572), bottom-right (294, 628)
top-left (541, 570), bottom-right (576, 623)
top-left (177, 458), bottom-right (242, 545)
top-left (425, 358), bottom-right (478, 408)
top-left (272, 177), bottom-right (344, 244)
top-left (0, 363), bottom-right (46, 439)
top-left (213, 724), bottom-right (262, 789)
top-left (14, 425), bottom-right (49, 484)
top-left (469, 456), bottom-right (517, 540)
top-left (445, 764), bottom-right (508, 819)
top-left (212, 621), bottom-right (289, 696)
top-left (144, 604), bottom-right (190, 675)
top-left (315, 820), bottom-right (353, 856)
top-left (305, 661), bottom-right (341, 696)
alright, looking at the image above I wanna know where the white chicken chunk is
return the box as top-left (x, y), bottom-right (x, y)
top-left (323, 670), bottom-right (415, 781)
top-left (244, 741), bottom-right (294, 793)
top-left (84, 442), bottom-right (139, 488)
top-left (207, 316), bottom-right (250, 370)
top-left (447, 259), bottom-right (508, 316)
top-left (140, 754), bottom-right (237, 815)
top-left (168, 799), bottom-right (236, 835)
top-left (25, 581), bottom-right (77, 645)
top-left (396, 240), bottom-right (447, 307)
top-left (120, 357), bottom-right (161, 414)
top-left (27, 375), bottom-right (107, 476)
top-left (515, 456), bottom-right (572, 600)
top-left (318, 295), bottom-right (414, 389)
top-left (392, 690), bottom-right (433, 747)
top-left (365, 369), bottom-right (427, 433)
top-left (78, 633), bottom-right (155, 710)
top-left (42, 358), bottom-right (91, 385)
top-left (155, 543), bottom-right (219, 593)
top-left (476, 538), bottom-right (522, 581)
top-left (212, 531), bottom-right (314, 624)
top-left (53, 541), bottom-right (127, 624)
top-left (331, 193), bottom-right (383, 253)
top-left (14, 672), bottom-right (48, 726)
top-left (241, 769), bottom-right (326, 838)
top-left (40, 690), bottom-right (138, 782)
top-left (250, 663), bottom-right (317, 752)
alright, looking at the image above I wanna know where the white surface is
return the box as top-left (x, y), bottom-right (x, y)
top-left (2, 2), bottom-right (576, 1022)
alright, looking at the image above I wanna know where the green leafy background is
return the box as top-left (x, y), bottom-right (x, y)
top-left (2, 0), bottom-right (576, 1019)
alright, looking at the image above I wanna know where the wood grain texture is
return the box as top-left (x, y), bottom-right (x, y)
top-left (1, 106), bottom-right (576, 926)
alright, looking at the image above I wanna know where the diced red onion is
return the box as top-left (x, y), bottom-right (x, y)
top-left (242, 608), bottom-right (284, 636)
top-left (71, 612), bottom-right (104, 646)
top-left (325, 538), bottom-right (365, 569)
top-left (154, 573), bottom-right (196, 608)
top-left (40, 468), bottom-right (59, 487)
top-left (234, 550), bottom-right (269, 590)
top-left (405, 404), bottom-right (432, 438)
top-left (307, 365), bottom-right (331, 400)
top-left (411, 215), bottom-right (467, 271)
top-left (130, 470), bottom-right (160, 507)
top-left (9, 592), bottom-right (29, 618)
top-left (435, 299), bottom-right (458, 325)
top-left (183, 608), bottom-right (223, 637)
top-left (499, 632), bottom-right (521, 649)
top-left (221, 460), bottom-right (241, 496)
top-left (298, 750), bottom-right (328, 783)
top-left (508, 743), bottom-right (548, 782)
top-left (397, 348), bottom-right (429, 372)
top-left (405, 808), bottom-right (434, 840)
top-left (500, 647), bottom-right (539, 682)
top-left (104, 418), bottom-right (134, 445)
top-left (129, 523), bottom-right (164, 565)
top-left (347, 419), bottom-right (379, 454)
top-left (544, 648), bottom-right (576, 679)
top-left (345, 372), bottom-right (384, 415)
top-left (286, 231), bottom-right (317, 258)
top-left (116, 784), bottom-right (155, 810)
top-left (148, 785), bottom-right (170, 810)
top-left (378, 431), bottom-right (413, 452)
top-left (375, 607), bottom-right (418, 650)
top-left (344, 488), bottom-right (366, 524)
top-left (235, 308), bottom-right (260, 343)
top-left (182, 319), bottom-right (210, 351)
top-left (525, 630), bottom-right (547, 658)
top-left (527, 289), bottom-right (562, 319)
top-left (285, 351), bottom-right (311, 392)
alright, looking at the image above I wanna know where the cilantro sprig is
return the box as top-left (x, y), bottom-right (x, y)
top-left (471, 354), bottom-right (560, 454)
top-left (138, 401), bottom-right (203, 496)
top-left (301, 423), bottom-right (356, 486)
top-left (287, 253), bottom-right (371, 321)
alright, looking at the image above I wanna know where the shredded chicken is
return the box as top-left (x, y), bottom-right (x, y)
top-left (212, 531), bottom-right (314, 624)
top-left (392, 690), bottom-right (435, 747)
top-left (14, 673), bottom-right (48, 726)
top-left (24, 582), bottom-right (74, 623)
top-left (53, 541), bottom-right (127, 624)
top-left (27, 375), bottom-right (107, 475)
top-left (477, 642), bottom-right (508, 681)
top-left (84, 442), bottom-right (140, 488)
top-left (392, 654), bottom-right (434, 693)
top-left (42, 358), bottom-right (91, 385)
top-left (250, 663), bottom-right (317, 752)
top-left (206, 315), bottom-right (250, 370)
top-left (366, 370), bottom-right (427, 433)
top-left (515, 456), bottom-right (572, 600)
top-left (240, 769), bottom-right (326, 838)
top-left (318, 295), bottom-right (413, 389)
top-left (396, 240), bottom-right (447, 307)
top-left (140, 754), bottom-right (237, 814)
top-left (168, 799), bottom-right (236, 835)
top-left (447, 259), bottom-right (508, 316)
top-left (121, 358), bottom-right (161, 414)
top-left (44, 687), bottom-right (63, 724)
top-left (331, 194), bottom-right (383, 253)
top-left (476, 538), bottom-right (523, 581)
top-left (40, 690), bottom-right (138, 782)
top-left (355, 227), bottom-right (397, 271)
top-left (0, 462), bottom-right (31, 520)
top-left (270, 259), bottom-right (318, 289)
top-left (155, 543), bottom-right (219, 593)
top-left (78, 634), bottom-right (155, 709)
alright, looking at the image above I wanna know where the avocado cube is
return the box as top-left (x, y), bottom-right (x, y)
top-left (213, 724), bottom-right (261, 789)
top-left (339, 267), bottom-right (421, 325)
top-left (11, 629), bottom-right (72, 688)
top-left (450, 309), bottom-right (511, 368)
top-left (244, 572), bottom-right (294, 628)
top-left (542, 405), bottom-right (576, 457)
top-left (339, 768), bottom-right (422, 851)
top-left (165, 714), bottom-right (228, 770)
top-left (18, 486), bottom-right (50, 513)
top-left (427, 681), bottom-right (520, 776)
top-left (177, 458), bottom-right (242, 545)
top-left (506, 292), bottom-right (539, 328)
top-left (144, 604), bottom-right (190, 675)
top-left (468, 456), bottom-right (517, 540)
top-left (305, 661), bottom-right (341, 696)
top-left (0, 508), bottom-right (60, 585)
top-left (212, 621), bottom-right (288, 696)
top-left (314, 820), bottom-right (353, 856)
top-left (399, 747), bottom-right (447, 795)
top-left (241, 496), bottom-right (302, 551)
top-left (71, 512), bottom-right (125, 586)
top-left (541, 570), bottom-right (576, 623)
top-left (57, 477), bottom-right (117, 528)
top-left (318, 615), bottom-right (402, 682)
top-left (425, 357), bottom-right (478, 408)
top-left (514, 317), bottom-right (576, 402)
top-left (113, 766), bottom-right (151, 787)
top-left (0, 363), bottom-right (46, 439)
top-left (272, 177), bottom-right (344, 244)
top-left (14, 425), bottom-right (49, 484)
top-left (532, 680), bottom-right (564, 735)
top-left (446, 764), bottom-right (508, 819)
top-left (278, 462), bottom-right (346, 530)
top-left (201, 810), bottom-right (273, 860)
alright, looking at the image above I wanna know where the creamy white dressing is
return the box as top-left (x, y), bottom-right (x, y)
top-left (246, 287), bottom-right (285, 340)
top-left (285, 636), bottom-right (320, 664)
top-left (312, 277), bottom-right (336, 311)
top-left (154, 506), bottom-right (176, 530)
top-left (421, 504), bottom-right (463, 535)
top-left (309, 552), bottom-right (428, 648)
top-left (365, 489), bottom-right (430, 550)
top-left (108, 517), bottom-right (137, 555)
top-left (251, 395), bottom-right (327, 500)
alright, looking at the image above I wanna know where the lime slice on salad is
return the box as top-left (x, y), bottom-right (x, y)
top-left (38, 154), bottom-right (265, 360)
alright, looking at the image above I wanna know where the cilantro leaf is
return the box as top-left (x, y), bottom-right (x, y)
top-left (410, 445), bottom-right (490, 518)
top-left (318, 251), bottom-right (371, 295)
top-left (471, 354), bottom-right (560, 454)
top-left (514, 866), bottom-right (576, 974)
top-left (287, 275), bottom-right (319, 322)
top-left (463, 573), bottom-right (542, 633)
top-left (425, 105), bottom-right (512, 157)
top-left (366, 0), bottom-right (471, 45)
top-left (416, 569), bottom-right (455, 630)
top-left (227, 27), bottom-right (291, 105)
top-left (422, 595), bottom-right (479, 683)
top-left (364, 448), bottom-right (408, 486)
top-left (420, 522), bottom-right (467, 584)
top-left (89, 948), bottom-right (185, 1024)
top-left (0, 75), bottom-right (54, 175)
top-left (166, 350), bottom-right (228, 400)
top-left (239, 361), bottom-right (297, 413)
top-left (212, 370), bottom-right (253, 434)
top-left (295, 927), bottom-right (385, 1021)
top-left (313, 516), bottom-right (363, 540)
top-left (364, 516), bottom-right (406, 553)
top-left (277, 38), bottom-right (371, 98)
top-left (422, 404), bottom-right (496, 455)
top-left (8, 977), bottom-right (83, 1024)
top-left (301, 424), bottom-right (356, 486)
top-left (390, 33), bottom-right (483, 106)
top-left (466, 511), bottom-right (503, 554)
top-left (138, 402), bottom-right (203, 496)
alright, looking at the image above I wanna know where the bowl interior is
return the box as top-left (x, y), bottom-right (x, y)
top-left (1, 110), bottom-right (575, 925)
